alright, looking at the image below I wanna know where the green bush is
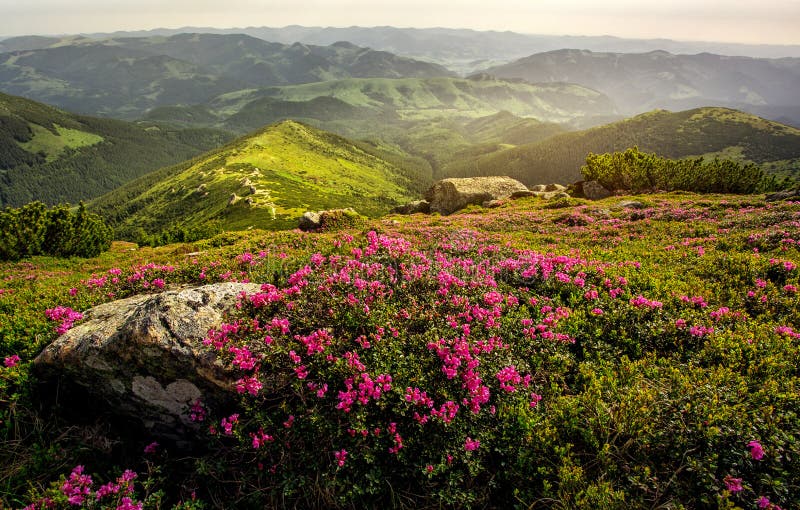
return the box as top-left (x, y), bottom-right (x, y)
top-left (0, 202), bottom-right (112, 260)
top-left (582, 147), bottom-right (765, 194)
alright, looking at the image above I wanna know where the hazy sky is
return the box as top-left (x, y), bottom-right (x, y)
top-left (1, 0), bottom-right (799, 45)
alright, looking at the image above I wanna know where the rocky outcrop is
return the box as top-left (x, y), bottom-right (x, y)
top-left (425, 177), bottom-right (530, 215)
top-left (34, 283), bottom-right (261, 442)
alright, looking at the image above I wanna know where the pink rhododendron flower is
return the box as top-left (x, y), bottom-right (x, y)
top-left (464, 437), bottom-right (480, 451)
top-left (748, 440), bottom-right (764, 460)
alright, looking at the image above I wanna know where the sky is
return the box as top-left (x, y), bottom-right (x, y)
top-left (1, 0), bottom-right (799, 45)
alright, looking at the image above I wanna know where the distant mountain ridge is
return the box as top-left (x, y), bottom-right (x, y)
top-left (25, 26), bottom-right (800, 71)
top-left (0, 92), bottom-right (233, 207)
top-left (0, 33), bottom-right (453, 118)
top-left (480, 49), bottom-right (800, 126)
top-left (441, 107), bottom-right (800, 186)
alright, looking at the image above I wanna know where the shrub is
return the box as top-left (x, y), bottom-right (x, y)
top-left (0, 202), bottom-right (112, 261)
top-left (582, 147), bottom-right (765, 194)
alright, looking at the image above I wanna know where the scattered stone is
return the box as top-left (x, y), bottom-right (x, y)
top-left (582, 181), bottom-right (612, 200)
top-left (425, 177), bottom-right (530, 215)
top-left (482, 199), bottom-right (504, 208)
top-left (545, 183), bottom-right (567, 192)
top-left (529, 185), bottom-right (547, 192)
top-left (299, 209), bottom-right (365, 231)
top-left (33, 283), bottom-right (263, 442)
top-left (617, 200), bottom-right (646, 209)
top-left (765, 190), bottom-right (800, 202)
top-left (543, 191), bottom-right (570, 200)
top-left (510, 190), bottom-right (537, 199)
top-left (392, 200), bottom-right (430, 215)
top-left (227, 193), bottom-right (240, 206)
top-left (299, 211), bottom-right (321, 230)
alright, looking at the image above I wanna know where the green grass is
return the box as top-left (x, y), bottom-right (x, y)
top-left (19, 123), bottom-right (104, 162)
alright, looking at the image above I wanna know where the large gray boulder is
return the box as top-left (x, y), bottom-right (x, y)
top-left (34, 283), bottom-right (262, 441)
top-left (425, 177), bottom-right (530, 215)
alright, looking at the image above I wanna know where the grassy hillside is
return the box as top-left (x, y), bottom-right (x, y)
top-left (212, 75), bottom-right (616, 127)
top-left (0, 92), bottom-right (234, 207)
top-left (481, 49), bottom-right (800, 126)
top-left (90, 120), bottom-right (423, 237)
top-left (441, 107), bottom-right (800, 185)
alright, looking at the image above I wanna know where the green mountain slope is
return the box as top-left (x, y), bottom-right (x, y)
top-left (0, 92), bottom-right (234, 207)
top-left (0, 34), bottom-right (453, 118)
top-left (441, 107), bottom-right (800, 185)
top-left (142, 76), bottom-right (603, 178)
top-left (480, 49), bottom-right (800, 126)
top-left (213, 75), bottom-right (616, 126)
top-left (90, 120), bottom-right (422, 237)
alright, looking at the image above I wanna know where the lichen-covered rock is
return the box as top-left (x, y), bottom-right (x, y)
top-left (765, 189), bottom-right (800, 202)
top-left (299, 211), bottom-right (321, 230)
top-left (34, 283), bottom-right (261, 441)
top-left (299, 208), bottom-right (365, 231)
top-left (582, 180), bottom-right (612, 200)
top-left (425, 177), bottom-right (530, 215)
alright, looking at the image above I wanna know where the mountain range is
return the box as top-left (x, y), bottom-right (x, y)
top-left (15, 26), bottom-right (799, 72)
top-left (480, 49), bottom-right (800, 127)
top-left (0, 33), bottom-right (452, 118)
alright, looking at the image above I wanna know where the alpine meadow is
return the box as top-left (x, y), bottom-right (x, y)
top-left (1, 3), bottom-right (800, 509)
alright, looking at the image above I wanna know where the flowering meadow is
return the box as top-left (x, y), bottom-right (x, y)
top-left (1, 193), bottom-right (799, 508)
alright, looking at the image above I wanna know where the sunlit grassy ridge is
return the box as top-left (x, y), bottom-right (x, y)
top-left (90, 120), bottom-right (421, 238)
top-left (441, 107), bottom-right (800, 186)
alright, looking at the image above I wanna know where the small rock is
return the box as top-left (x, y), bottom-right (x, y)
top-left (482, 199), bottom-right (504, 208)
top-left (545, 183), bottom-right (567, 192)
top-left (617, 200), bottom-right (646, 209)
top-left (529, 185), bottom-right (547, 192)
top-left (582, 181), bottom-right (612, 200)
top-left (227, 193), bottom-right (240, 206)
top-left (543, 191), bottom-right (570, 200)
top-left (510, 190), bottom-right (537, 199)
top-left (299, 211), bottom-right (321, 231)
top-left (392, 200), bottom-right (430, 215)
top-left (765, 190), bottom-right (800, 202)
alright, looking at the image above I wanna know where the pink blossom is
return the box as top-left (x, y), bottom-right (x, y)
top-left (724, 475), bottom-right (743, 492)
top-left (143, 441), bottom-right (159, 454)
top-left (748, 440), bottom-right (765, 460)
top-left (334, 449), bottom-right (348, 467)
top-left (464, 437), bottom-right (480, 451)
top-left (3, 354), bottom-right (20, 367)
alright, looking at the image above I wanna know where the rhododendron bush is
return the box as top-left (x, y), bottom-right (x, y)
top-left (1, 194), bottom-right (799, 508)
